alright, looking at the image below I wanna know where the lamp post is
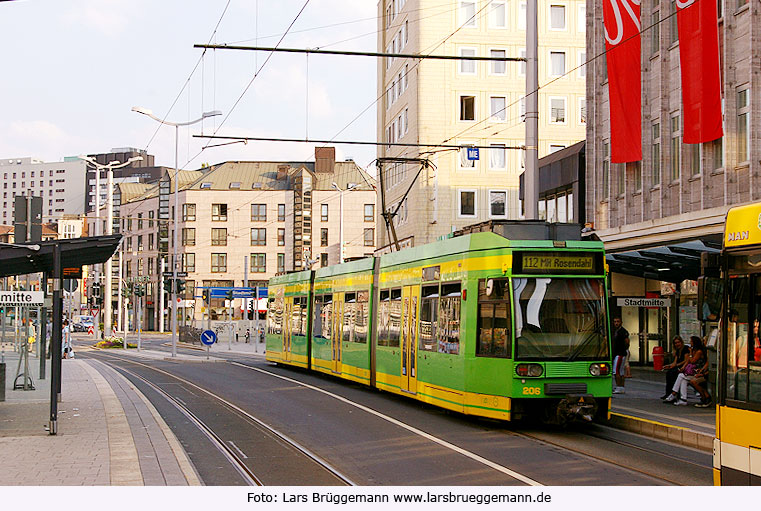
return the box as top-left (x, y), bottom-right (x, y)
top-left (332, 182), bottom-right (357, 264)
top-left (131, 106), bottom-right (222, 357)
top-left (78, 155), bottom-right (143, 338)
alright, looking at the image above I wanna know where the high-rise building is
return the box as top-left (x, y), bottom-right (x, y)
top-left (376, 0), bottom-right (588, 249)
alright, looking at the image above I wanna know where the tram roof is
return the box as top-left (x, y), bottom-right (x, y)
top-left (0, 235), bottom-right (121, 278)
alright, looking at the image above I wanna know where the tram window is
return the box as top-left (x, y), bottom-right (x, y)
top-left (321, 294), bottom-right (333, 340)
top-left (388, 288), bottom-right (402, 348)
top-left (292, 298), bottom-right (303, 336)
top-left (477, 279), bottom-right (510, 358)
top-left (299, 296), bottom-right (308, 335)
top-left (267, 298), bottom-right (281, 334)
top-left (344, 293), bottom-right (356, 343)
top-left (313, 296), bottom-right (324, 337)
top-left (419, 284), bottom-right (439, 352)
top-left (438, 283), bottom-right (461, 355)
top-left (378, 290), bottom-right (390, 346)
top-left (274, 297), bottom-right (284, 335)
top-left (750, 278), bottom-right (761, 404)
top-left (727, 277), bottom-right (750, 402)
top-left (354, 291), bottom-right (369, 344)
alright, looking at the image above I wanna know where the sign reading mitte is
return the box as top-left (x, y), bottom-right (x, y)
top-left (617, 297), bottom-right (671, 308)
top-left (0, 291), bottom-right (45, 306)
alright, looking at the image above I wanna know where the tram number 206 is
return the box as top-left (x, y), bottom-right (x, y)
top-left (522, 386), bottom-right (541, 396)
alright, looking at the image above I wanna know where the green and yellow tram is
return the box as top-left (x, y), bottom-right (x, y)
top-left (267, 227), bottom-right (612, 423)
top-left (701, 202), bottom-right (761, 485)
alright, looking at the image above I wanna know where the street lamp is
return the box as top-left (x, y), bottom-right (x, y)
top-left (332, 182), bottom-right (358, 264)
top-left (79, 155), bottom-right (143, 339)
top-left (131, 106), bottom-right (222, 358)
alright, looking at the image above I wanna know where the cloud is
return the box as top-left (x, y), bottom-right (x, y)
top-left (0, 120), bottom-right (86, 161)
top-left (61, 0), bottom-right (139, 37)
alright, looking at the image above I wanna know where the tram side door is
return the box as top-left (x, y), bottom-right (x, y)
top-left (332, 293), bottom-right (343, 374)
top-left (283, 299), bottom-right (292, 362)
top-left (401, 285), bottom-right (419, 393)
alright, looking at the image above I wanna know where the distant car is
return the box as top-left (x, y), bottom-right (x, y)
top-left (72, 323), bottom-right (87, 332)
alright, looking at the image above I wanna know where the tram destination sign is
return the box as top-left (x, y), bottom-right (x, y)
top-left (0, 291), bottom-right (45, 306)
top-left (515, 251), bottom-right (601, 275)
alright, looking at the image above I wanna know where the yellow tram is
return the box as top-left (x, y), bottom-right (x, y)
top-left (704, 202), bottom-right (761, 485)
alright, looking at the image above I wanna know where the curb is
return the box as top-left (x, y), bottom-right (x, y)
top-left (609, 412), bottom-right (713, 452)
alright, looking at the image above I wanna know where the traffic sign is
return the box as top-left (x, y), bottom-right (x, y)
top-left (63, 279), bottom-right (79, 293)
top-left (87, 325), bottom-right (94, 336)
top-left (200, 330), bottom-right (217, 346)
top-left (466, 147), bottom-right (480, 161)
top-left (176, 272), bottom-right (188, 277)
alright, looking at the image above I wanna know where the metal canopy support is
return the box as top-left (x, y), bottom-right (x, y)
top-left (49, 243), bottom-right (62, 435)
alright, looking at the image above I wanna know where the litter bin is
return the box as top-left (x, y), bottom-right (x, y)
top-left (652, 346), bottom-right (664, 372)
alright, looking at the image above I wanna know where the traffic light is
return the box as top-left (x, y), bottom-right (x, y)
top-left (135, 284), bottom-right (145, 297)
top-left (202, 289), bottom-right (209, 303)
top-left (225, 289), bottom-right (234, 301)
top-left (175, 279), bottom-right (186, 296)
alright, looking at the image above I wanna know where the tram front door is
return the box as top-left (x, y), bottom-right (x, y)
top-left (332, 293), bottom-right (343, 374)
top-left (400, 285), bottom-right (419, 394)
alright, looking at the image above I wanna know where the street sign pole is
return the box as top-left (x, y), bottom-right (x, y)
top-left (255, 286), bottom-right (259, 354)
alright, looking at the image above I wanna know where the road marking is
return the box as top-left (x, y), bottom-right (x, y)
top-left (228, 441), bottom-right (249, 459)
top-left (231, 361), bottom-right (543, 486)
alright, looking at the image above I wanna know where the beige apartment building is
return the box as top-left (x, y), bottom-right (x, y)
top-left (377, 0), bottom-right (588, 248)
top-left (104, 149), bottom-right (376, 329)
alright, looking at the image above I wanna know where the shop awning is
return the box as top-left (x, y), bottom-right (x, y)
top-left (605, 236), bottom-right (722, 283)
top-left (0, 235), bottom-right (122, 278)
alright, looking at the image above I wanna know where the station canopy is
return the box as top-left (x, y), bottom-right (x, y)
top-left (0, 235), bottom-right (121, 278)
top-left (604, 235), bottom-right (722, 283)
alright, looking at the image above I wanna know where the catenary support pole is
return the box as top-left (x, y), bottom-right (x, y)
top-left (49, 243), bottom-right (62, 435)
top-left (524, 0), bottom-right (539, 220)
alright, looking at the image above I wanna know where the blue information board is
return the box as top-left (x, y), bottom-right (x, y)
top-left (200, 330), bottom-right (217, 346)
top-left (467, 147), bottom-right (480, 160)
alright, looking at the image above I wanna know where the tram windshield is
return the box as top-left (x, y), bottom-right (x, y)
top-left (513, 277), bottom-right (608, 361)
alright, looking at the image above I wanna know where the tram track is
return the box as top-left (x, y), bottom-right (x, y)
top-left (83, 350), bottom-right (355, 486)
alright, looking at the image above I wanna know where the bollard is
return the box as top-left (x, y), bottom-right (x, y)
top-left (0, 362), bottom-right (5, 402)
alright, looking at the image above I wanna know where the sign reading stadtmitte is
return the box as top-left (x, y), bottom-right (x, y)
top-left (0, 291), bottom-right (45, 306)
top-left (616, 297), bottom-right (671, 308)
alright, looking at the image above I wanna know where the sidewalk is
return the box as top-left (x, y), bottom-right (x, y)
top-left (0, 345), bottom-right (201, 485)
top-left (609, 366), bottom-right (715, 452)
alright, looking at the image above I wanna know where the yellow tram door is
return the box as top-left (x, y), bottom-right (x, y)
top-left (332, 293), bottom-right (343, 374)
top-left (400, 285), bottom-right (419, 394)
top-left (283, 299), bottom-right (292, 362)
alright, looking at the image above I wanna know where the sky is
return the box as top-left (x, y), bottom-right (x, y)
top-left (0, 0), bottom-right (380, 171)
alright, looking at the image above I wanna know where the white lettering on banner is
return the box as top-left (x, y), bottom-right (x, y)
top-left (604, 0), bottom-right (642, 45)
top-left (616, 297), bottom-right (671, 308)
top-left (675, 0), bottom-right (696, 8)
top-left (0, 291), bottom-right (44, 306)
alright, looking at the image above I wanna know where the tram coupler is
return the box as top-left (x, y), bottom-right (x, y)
top-left (556, 394), bottom-right (597, 425)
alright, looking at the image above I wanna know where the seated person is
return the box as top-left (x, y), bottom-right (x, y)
top-left (661, 336), bottom-right (688, 400)
top-left (664, 336), bottom-right (708, 405)
top-left (689, 357), bottom-right (712, 408)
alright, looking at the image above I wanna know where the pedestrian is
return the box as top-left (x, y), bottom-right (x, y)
top-left (62, 319), bottom-right (73, 359)
top-left (660, 335), bottom-right (688, 400)
top-left (664, 336), bottom-right (708, 405)
top-left (245, 329), bottom-right (250, 343)
top-left (611, 316), bottom-right (630, 394)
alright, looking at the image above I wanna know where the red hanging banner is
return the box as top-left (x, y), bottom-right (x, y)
top-left (677, 0), bottom-right (723, 144)
top-left (603, 0), bottom-right (642, 163)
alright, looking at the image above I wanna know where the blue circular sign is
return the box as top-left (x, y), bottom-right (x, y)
top-left (200, 330), bottom-right (217, 346)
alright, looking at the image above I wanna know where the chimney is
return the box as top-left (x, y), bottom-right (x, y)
top-left (277, 164), bottom-right (290, 180)
top-left (315, 146), bottom-right (335, 174)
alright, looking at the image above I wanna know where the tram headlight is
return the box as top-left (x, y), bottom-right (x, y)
top-left (589, 363), bottom-right (610, 376)
top-left (516, 363), bottom-right (544, 377)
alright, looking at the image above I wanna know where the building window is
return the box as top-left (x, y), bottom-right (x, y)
top-left (321, 228), bottom-right (328, 247)
top-left (137, 235), bottom-right (143, 251)
top-left (602, 141), bottom-right (610, 199)
top-left (550, 51), bottom-right (566, 76)
top-left (460, 95), bottom-right (475, 121)
top-left (519, 2), bottom-right (527, 29)
top-left (578, 51), bottom-right (586, 78)
top-left (711, 137), bottom-right (723, 170)
top-left (633, 162), bottom-right (642, 192)
top-left (250, 253), bottom-right (266, 273)
top-left (489, 144), bottom-right (506, 169)
top-left (250, 228), bottom-right (266, 246)
top-left (460, 1), bottom-right (476, 27)
top-left (211, 253), bottom-right (227, 273)
top-left (651, 9), bottom-right (660, 55)
top-left (690, 144), bottom-right (702, 176)
top-left (489, 1), bottom-right (506, 28)
top-left (181, 203), bottom-right (196, 222)
top-left (211, 203), bottom-right (227, 221)
top-left (182, 253), bottom-right (195, 273)
top-left (364, 228), bottom-right (374, 246)
top-left (251, 203), bottom-right (266, 222)
top-left (459, 142), bottom-right (476, 168)
top-left (652, 123), bottom-right (661, 186)
top-left (737, 88), bottom-right (749, 163)
top-left (182, 228), bottom-right (195, 246)
top-left (459, 47), bottom-right (476, 74)
top-left (578, 4), bottom-right (586, 33)
top-left (278, 203), bottom-right (286, 221)
top-left (579, 97), bottom-right (586, 124)
top-left (459, 190), bottom-right (477, 217)
top-left (550, 97), bottom-right (566, 123)
top-left (490, 96), bottom-right (506, 121)
top-left (519, 48), bottom-right (526, 75)
top-left (671, 114), bottom-right (681, 181)
top-left (550, 144), bottom-right (566, 153)
top-left (489, 190), bottom-right (507, 218)
top-left (148, 233), bottom-right (154, 251)
top-left (550, 4), bottom-right (566, 30)
top-left (277, 253), bottom-right (285, 273)
top-left (211, 228), bottom-right (227, 246)
top-left (490, 49), bottom-right (506, 74)
top-left (669, 0), bottom-right (678, 45)
top-left (137, 213), bottom-right (143, 230)
top-left (321, 204), bottom-right (328, 221)
top-left (278, 228), bottom-right (285, 246)
top-left (364, 204), bottom-right (375, 222)
top-left (320, 253), bottom-right (329, 267)
top-left (137, 258), bottom-right (143, 276)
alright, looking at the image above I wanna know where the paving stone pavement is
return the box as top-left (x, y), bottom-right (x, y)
top-left (0, 358), bottom-right (200, 486)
